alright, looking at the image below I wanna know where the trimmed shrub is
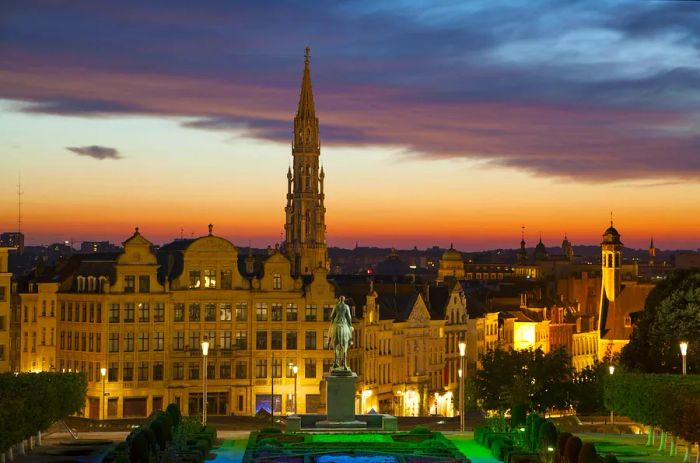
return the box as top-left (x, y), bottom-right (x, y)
top-left (166, 403), bottom-right (182, 427)
top-left (539, 421), bottom-right (558, 451)
top-left (511, 404), bottom-right (528, 430)
top-left (409, 425), bottom-right (432, 435)
top-left (530, 416), bottom-right (546, 450)
top-left (491, 438), bottom-right (514, 461)
top-left (564, 436), bottom-right (583, 463)
top-left (260, 426), bottom-right (282, 434)
top-left (555, 432), bottom-right (572, 463)
top-left (474, 426), bottom-right (490, 445)
top-left (603, 454), bottom-right (619, 463)
top-left (578, 443), bottom-right (598, 463)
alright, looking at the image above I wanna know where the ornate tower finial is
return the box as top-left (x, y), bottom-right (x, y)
top-left (305, 46), bottom-right (310, 63)
top-left (610, 211), bottom-right (614, 227)
top-left (208, 223), bottom-right (213, 236)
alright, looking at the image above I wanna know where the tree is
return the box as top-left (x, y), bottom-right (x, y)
top-left (570, 362), bottom-right (607, 414)
top-left (475, 347), bottom-right (573, 413)
top-left (621, 269), bottom-right (700, 373)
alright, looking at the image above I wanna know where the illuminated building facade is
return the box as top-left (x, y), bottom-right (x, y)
top-left (0, 247), bottom-right (15, 372)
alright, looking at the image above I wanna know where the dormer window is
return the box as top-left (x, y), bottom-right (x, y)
top-left (273, 273), bottom-right (281, 290)
top-left (124, 275), bottom-right (135, 293)
top-left (77, 276), bottom-right (86, 292)
top-left (87, 276), bottom-right (96, 292)
top-left (189, 270), bottom-right (201, 289)
top-left (204, 269), bottom-right (216, 289)
top-left (99, 277), bottom-right (108, 293)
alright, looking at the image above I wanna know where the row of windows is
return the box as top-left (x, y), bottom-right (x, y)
top-left (53, 302), bottom-right (334, 324)
top-left (22, 328), bottom-right (55, 352)
top-left (92, 329), bottom-right (328, 353)
top-left (23, 300), bottom-right (57, 322)
top-left (61, 358), bottom-right (333, 382)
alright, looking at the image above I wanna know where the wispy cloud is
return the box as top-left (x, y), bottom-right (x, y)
top-left (67, 145), bottom-right (122, 160)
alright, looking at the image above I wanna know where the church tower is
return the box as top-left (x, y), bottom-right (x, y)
top-left (648, 237), bottom-right (656, 265)
top-left (284, 48), bottom-right (329, 276)
top-left (516, 226), bottom-right (528, 264)
top-left (601, 217), bottom-right (622, 301)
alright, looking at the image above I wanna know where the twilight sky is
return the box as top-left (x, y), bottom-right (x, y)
top-left (1, 1), bottom-right (699, 250)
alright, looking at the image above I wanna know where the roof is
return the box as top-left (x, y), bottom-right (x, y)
top-left (599, 282), bottom-right (654, 340)
top-left (602, 224), bottom-right (623, 245)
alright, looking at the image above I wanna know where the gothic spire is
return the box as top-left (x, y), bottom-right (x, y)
top-left (296, 47), bottom-right (316, 121)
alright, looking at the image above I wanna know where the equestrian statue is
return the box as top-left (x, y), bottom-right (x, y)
top-left (328, 296), bottom-right (353, 372)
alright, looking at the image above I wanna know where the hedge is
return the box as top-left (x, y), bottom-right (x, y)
top-left (0, 372), bottom-right (87, 453)
top-left (604, 372), bottom-right (700, 445)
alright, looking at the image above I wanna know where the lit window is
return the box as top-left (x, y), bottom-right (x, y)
top-left (204, 269), bottom-right (216, 288)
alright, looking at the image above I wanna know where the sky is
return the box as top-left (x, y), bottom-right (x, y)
top-left (1, 0), bottom-right (699, 251)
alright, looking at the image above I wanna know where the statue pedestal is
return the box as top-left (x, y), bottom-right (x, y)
top-left (315, 371), bottom-right (365, 428)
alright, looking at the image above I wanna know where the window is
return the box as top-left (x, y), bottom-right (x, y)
top-left (89, 333), bottom-right (94, 351)
top-left (305, 331), bottom-right (317, 350)
top-left (235, 331), bottom-right (247, 350)
top-left (73, 331), bottom-right (78, 350)
top-left (255, 359), bottom-right (267, 378)
top-left (124, 275), bottom-right (135, 293)
top-left (286, 331), bottom-right (297, 349)
top-left (220, 270), bottom-right (232, 289)
top-left (96, 303), bottom-right (102, 323)
top-left (189, 303), bottom-right (200, 321)
top-left (172, 362), bottom-right (184, 380)
top-left (50, 300), bottom-right (55, 317)
top-left (256, 303), bottom-right (268, 321)
top-left (154, 332), bottom-right (164, 351)
top-left (235, 303), bottom-right (248, 321)
top-left (323, 358), bottom-right (334, 374)
top-left (123, 362), bottom-right (133, 382)
top-left (60, 302), bottom-right (66, 321)
top-left (124, 332), bottom-right (134, 352)
top-left (189, 270), bottom-right (201, 289)
top-left (153, 361), bottom-right (164, 381)
top-left (41, 327), bottom-right (46, 345)
top-left (256, 331), bottom-right (267, 350)
top-left (81, 332), bottom-right (87, 351)
top-left (77, 277), bottom-right (85, 292)
top-left (205, 330), bottom-right (216, 346)
top-left (271, 330), bottom-right (282, 349)
top-left (272, 357), bottom-right (282, 378)
top-left (305, 305), bottom-right (317, 321)
top-left (60, 331), bottom-right (65, 349)
top-left (138, 303), bottom-right (149, 322)
top-left (624, 316), bottom-right (632, 327)
top-left (138, 332), bottom-right (149, 351)
top-left (124, 303), bottom-right (135, 322)
top-left (188, 331), bottom-right (200, 350)
top-left (174, 303), bottom-right (185, 322)
top-left (323, 329), bottom-right (329, 349)
top-left (271, 304), bottom-right (283, 321)
top-left (153, 303), bottom-right (164, 322)
top-left (138, 361), bottom-right (149, 381)
top-left (273, 273), bottom-right (281, 289)
top-left (286, 303), bottom-right (298, 321)
top-left (108, 362), bottom-right (118, 382)
top-left (286, 360), bottom-right (297, 378)
top-left (96, 333), bottom-right (101, 352)
top-left (173, 332), bottom-right (184, 351)
top-left (305, 359), bottom-right (316, 379)
top-left (89, 303), bottom-right (94, 322)
top-left (139, 275), bottom-right (150, 293)
top-left (81, 303), bottom-right (87, 322)
top-left (220, 361), bottom-right (231, 379)
top-left (0, 287), bottom-right (5, 302)
top-left (220, 303), bottom-right (232, 321)
top-left (220, 331), bottom-right (232, 350)
top-left (41, 300), bottom-right (46, 316)
top-left (189, 362), bottom-right (199, 380)
top-left (207, 361), bottom-right (215, 379)
top-left (74, 304), bottom-right (79, 321)
top-left (204, 303), bottom-right (216, 321)
top-left (235, 361), bottom-right (247, 379)
top-left (323, 305), bottom-right (333, 322)
top-left (108, 333), bottom-right (119, 352)
top-left (204, 269), bottom-right (216, 288)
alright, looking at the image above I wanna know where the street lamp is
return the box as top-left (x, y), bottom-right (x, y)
top-left (201, 337), bottom-right (209, 426)
top-left (271, 352), bottom-right (275, 426)
top-left (459, 341), bottom-right (466, 433)
top-left (292, 364), bottom-right (298, 415)
top-left (100, 367), bottom-right (107, 420)
top-left (680, 342), bottom-right (688, 375)
top-left (609, 365), bottom-right (615, 425)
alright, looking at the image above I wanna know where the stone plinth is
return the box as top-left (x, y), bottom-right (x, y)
top-left (325, 372), bottom-right (357, 422)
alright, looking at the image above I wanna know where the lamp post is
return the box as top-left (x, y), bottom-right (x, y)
top-left (680, 342), bottom-right (688, 375)
top-left (609, 365), bottom-right (615, 425)
top-left (271, 351), bottom-right (275, 426)
top-left (201, 337), bottom-right (209, 426)
top-left (100, 367), bottom-right (107, 420)
top-left (292, 364), bottom-right (298, 415)
top-left (458, 341), bottom-right (466, 433)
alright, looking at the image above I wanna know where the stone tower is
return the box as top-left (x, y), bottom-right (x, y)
top-left (516, 226), bottom-right (527, 264)
top-left (284, 48), bottom-right (329, 276)
top-left (648, 237), bottom-right (656, 265)
top-left (601, 217), bottom-right (622, 302)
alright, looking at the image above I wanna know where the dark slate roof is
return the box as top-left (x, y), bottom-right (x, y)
top-left (157, 239), bottom-right (194, 282)
top-left (374, 283), bottom-right (420, 321)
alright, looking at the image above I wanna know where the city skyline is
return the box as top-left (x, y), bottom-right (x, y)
top-left (2, 2), bottom-right (700, 250)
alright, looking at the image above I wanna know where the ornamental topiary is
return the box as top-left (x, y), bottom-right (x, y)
top-left (410, 425), bottom-right (432, 435)
top-left (511, 404), bottom-right (528, 430)
top-left (539, 421), bottom-right (558, 452)
top-left (555, 432), bottom-right (572, 463)
top-left (165, 403), bottom-right (181, 428)
top-left (564, 436), bottom-right (583, 463)
top-left (578, 442), bottom-right (598, 463)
